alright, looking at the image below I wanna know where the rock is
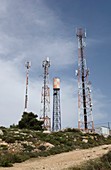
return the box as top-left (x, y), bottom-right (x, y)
top-left (43, 130), bottom-right (51, 134)
top-left (82, 139), bottom-right (88, 143)
top-left (8, 142), bottom-right (24, 153)
top-left (90, 136), bottom-right (94, 140)
top-left (0, 141), bottom-right (8, 146)
top-left (44, 142), bottom-right (54, 149)
top-left (0, 129), bottom-right (3, 135)
top-left (14, 131), bottom-right (20, 134)
top-left (74, 138), bottom-right (77, 142)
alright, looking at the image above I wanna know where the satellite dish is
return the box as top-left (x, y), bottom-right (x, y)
top-left (25, 61), bottom-right (31, 69)
top-left (46, 57), bottom-right (49, 62)
top-left (75, 70), bottom-right (78, 76)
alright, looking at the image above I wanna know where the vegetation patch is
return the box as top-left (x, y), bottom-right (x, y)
top-left (0, 125), bottom-right (111, 167)
top-left (67, 151), bottom-right (111, 170)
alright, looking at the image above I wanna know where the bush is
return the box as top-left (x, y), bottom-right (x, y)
top-left (38, 151), bottom-right (50, 157)
top-left (64, 128), bottom-right (81, 133)
top-left (0, 154), bottom-right (13, 167)
top-left (5, 137), bottom-right (16, 143)
top-left (22, 144), bottom-right (34, 152)
top-left (0, 145), bottom-right (8, 151)
top-left (0, 160), bottom-right (12, 167)
top-left (18, 112), bottom-right (43, 131)
top-left (38, 145), bottom-right (46, 151)
top-left (68, 151), bottom-right (111, 170)
top-left (68, 167), bottom-right (81, 170)
top-left (101, 151), bottom-right (111, 169)
top-left (0, 153), bottom-right (30, 167)
top-left (12, 153), bottom-right (30, 163)
top-left (49, 146), bottom-right (61, 155)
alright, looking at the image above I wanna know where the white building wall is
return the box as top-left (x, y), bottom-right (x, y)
top-left (95, 126), bottom-right (109, 137)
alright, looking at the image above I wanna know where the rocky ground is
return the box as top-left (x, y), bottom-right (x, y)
top-left (0, 144), bottom-right (111, 170)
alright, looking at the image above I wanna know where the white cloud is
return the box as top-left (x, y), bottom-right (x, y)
top-left (0, 58), bottom-right (45, 126)
top-left (0, 0), bottom-right (8, 15)
top-left (0, 0), bottom-right (76, 69)
top-left (60, 80), bottom-right (78, 128)
top-left (0, 59), bottom-right (24, 126)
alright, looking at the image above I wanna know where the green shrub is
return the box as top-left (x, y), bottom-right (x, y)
top-left (0, 160), bottom-right (12, 167)
top-left (22, 143), bottom-right (34, 152)
top-left (0, 154), bottom-right (13, 167)
top-left (18, 112), bottom-right (43, 131)
top-left (0, 152), bottom-right (31, 167)
top-left (12, 153), bottom-right (30, 163)
top-left (0, 145), bottom-right (8, 151)
top-left (38, 151), bottom-right (50, 157)
top-left (101, 151), bottom-right (111, 163)
top-left (101, 151), bottom-right (111, 169)
top-left (38, 145), bottom-right (46, 151)
top-left (67, 151), bottom-right (111, 170)
top-left (64, 128), bottom-right (81, 133)
top-left (5, 137), bottom-right (16, 143)
top-left (49, 146), bottom-right (61, 155)
top-left (68, 167), bottom-right (81, 170)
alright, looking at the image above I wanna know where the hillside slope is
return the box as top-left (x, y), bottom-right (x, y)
top-left (0, 127), bottom-right (111, 167)
top-left (0, 144), bottom-right (111, 170)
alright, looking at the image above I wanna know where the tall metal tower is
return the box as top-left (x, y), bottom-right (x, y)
top-left (76, 28), bottom-right (94, 132)
top-left (41, 57), bottom-right (51, 130)
top-left (24, 61), bottom-right (31, 112)
top-left (52, 78), bottom-right (61, 131)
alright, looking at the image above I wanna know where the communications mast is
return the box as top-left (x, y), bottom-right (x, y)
top-left (24, 61), bottom-right (31, 112)
top-left (41, 57), bottom-right (51, 130)
top-left (52, 78), bottom-right (61, 131)
top-left (76, 28), bottom-right (94, 132)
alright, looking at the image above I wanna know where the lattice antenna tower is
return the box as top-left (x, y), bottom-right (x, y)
top-left (52, 78), bottom-right (61, 131)
top-left (76, 28), bottom-right (94, 132)
top-left (41, 57), bottom-right (51, 130)
top-left (24, 61), bottom-right (31, 112)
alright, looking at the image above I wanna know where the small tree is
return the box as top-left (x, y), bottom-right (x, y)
top-left (18, 112), bottom-right (43, 130)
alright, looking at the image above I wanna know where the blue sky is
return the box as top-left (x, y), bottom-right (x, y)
top-left (0, 0), bottom-right (111, 128)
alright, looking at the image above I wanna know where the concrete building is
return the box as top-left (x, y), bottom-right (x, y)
top-left (95, 126), bottom-right (110, 137)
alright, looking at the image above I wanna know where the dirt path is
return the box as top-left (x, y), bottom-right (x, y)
top-left (0, 144), bottom-right (111, 170)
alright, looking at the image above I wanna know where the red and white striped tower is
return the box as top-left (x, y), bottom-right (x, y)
top-left (76, 28), bottom-right (94, 132)
top-left (24, 61), bottom-right (31, 112)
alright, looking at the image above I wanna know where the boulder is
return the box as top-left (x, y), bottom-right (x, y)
top-left (44, 142), bottom-right (54, 149)
top-left (0, 129), bottom-right (3, 135)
